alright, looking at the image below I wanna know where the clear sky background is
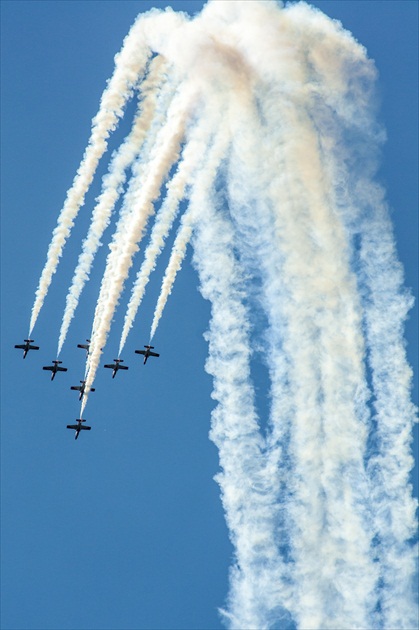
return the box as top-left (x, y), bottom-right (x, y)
top-left (1, 2), bottom-right (417, 629)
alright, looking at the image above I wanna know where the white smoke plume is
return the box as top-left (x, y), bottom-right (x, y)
top-left (81, 83), bottom-right (195, 413)
top-left (29, 14), bottom-right (152, 336)
top-left (57, 55), bottom-right (168, 355)
top-left (29, 2), bottom-right (417, 628)
top-left (191, 182), bottom-right (294, 630)
top-left (357, 186), bottom-right (418, 629)
top-left (118, 107), bottom-right (222, 354)
top-left (149, 115), bottom-right (230, 343)
top-left (86, 71), bottom-right (179, 351)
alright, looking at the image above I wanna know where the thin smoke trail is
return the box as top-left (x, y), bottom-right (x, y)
top-left (355, 183), bottom-right (418, 629)
top-left (227, 116), bottom-right (377, 629)
top-left (81, 85), bottom-right (195, 414)
top-left (85, 80), bottom-right (184, 355)
top-left (291, 15), bottom-right (418, 621)
top-left (87, 74), bottom-right (179, 351)
top-left (211, 3), bottom-right (381, 626)
top-left (312, 69), bottom-right (418, 629)
top-left (149, 119), bottom-right (230, 343)
top-left (306, 80), bottom-right (418, 625)
top-left (84, 82), bottom-right (194, 352)
top-left (276, 131), bottom-right (374, 625)
top-left (118, 110), bottom-right (220, 355)
top-left (191, 181), bottom-right (293, 630)
top-left (57, 56), bottom-right (168, 355)
top-left (29, 15), bottom-right (152, 336)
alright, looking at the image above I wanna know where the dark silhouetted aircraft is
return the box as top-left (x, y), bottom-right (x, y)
top-left (135, 345), bottom-right (160, 365)
top-left (66, 418), bottom-right (91, 440)
top-left (104, 358), bottom-right (128, 378)
top-left (15, 339), bottom-right (39, 359)
top-left (42, 360), bottom-right (68, 380)
top-left (70, 380), bottom-right (96, 401)
top-left (77, 339), bottom-right (91, 356)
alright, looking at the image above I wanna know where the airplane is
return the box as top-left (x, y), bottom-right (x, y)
top-left (104, 358), bottom-right (129, 378)
top-left (14, 339), bottom-right (39, 359)
top-left (70, 380), bottom-right (96, 401)
top-left (42, 360), bottom-right (68, 380)
top-left (77, 339), bottom-right (91, 356)
top-left (66, 418), bottom-right (91, 440)
top-left (135, 345), bottom-right (160, 365)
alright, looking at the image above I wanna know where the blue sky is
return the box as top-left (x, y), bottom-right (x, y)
top-left (1, 2), bottom-right (417, 629)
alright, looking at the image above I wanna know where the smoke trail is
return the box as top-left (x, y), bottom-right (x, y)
top-left (29, 15), bottom-right (152, 336)
top-left (251, 10), bottom-right (379, 626)
top-left (190, 157), bottom-right (293, 629)
top-left (57, 56), bottom-right (168, 355)
top-left (288, 9), bottom-right (419, 621)
top-left (28, 2), bottom-right (417, 628)
top-left (149, 119), bottom-right (230, 343)
top-left (196, 2), bottom-right (390, 626)
top-left (87, 74), bottom-right (179, 350)
top-left (81, 85), bottom-right (195, 414)
top-left (85, 82), bottom-right (192, 350)
top-left (357, 185), bottom-right (418, 629)
top-left (118, 109), bottom-right (220, 355)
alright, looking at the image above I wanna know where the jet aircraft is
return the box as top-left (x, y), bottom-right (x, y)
top-left (77, 339), bottom-right (91, 356)
top-left (104, 358), bottom-right (129, 378)
top-left (135, 345), bottom-right (160, 365)
top-left (70, 380), bottom-right (96, 401)
top-left (14, 339), bottom-right (39, 359)
top-left (66, 418), bottom-right (91, 440)
top-left (42, 360), bottom-right (68, 380)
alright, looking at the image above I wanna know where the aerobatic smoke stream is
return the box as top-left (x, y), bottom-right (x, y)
top-left (358, 191), bottom-right (418, 629)
top-left (119, 106), bottom-right (224, 354)
top-left (86, 72), bottom-right (178, 354)
top-left (224, 108), bottom-right (376, 630)
top-left (30, 2), bottom-right (417, 628)
top-left (57, 55), bottom-right (168, 356)
top-left (81, 85), bottom-right (195, 412)
top-left (149, 115), bottom-right (231, 342)
top-left (29, 15), bottom-right (152, 336)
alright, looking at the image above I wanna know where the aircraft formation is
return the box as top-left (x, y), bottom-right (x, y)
top-left (14, 338), bottom-right (159, 439)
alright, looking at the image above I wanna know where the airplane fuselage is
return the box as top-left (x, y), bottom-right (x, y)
top-left (43, 361), bottom-right (67, 380)
top-left (67, 419), bottom-right (91, 439)
top-left (71, 381), bottom-right (95, 400)
top-left (15, 339), bottom-right (39, 358)
top-left (135, 345), bottom-right (159, 365)
top-left (104, 359), bottom-right (128, 378)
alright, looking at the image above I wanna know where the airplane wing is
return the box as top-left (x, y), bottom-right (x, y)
top-left (43, 366), bottom-right (54, 371)
top-left (149, 351), bottom-right (160, 357)
top-left (70, 386), bottom-right (81, 391)
top-left (119, 365), bottom-right (129, 370)
top-left (135, 350), bottom-right (146, 355)
top-left (57, 367), bottom-right (68, 372)
top-left (67, 424), bottom-right (78, 430)
top-left (80, 426), bottom-right (92, 431)
top-left (104, 364), bottom-right (115, 369)
top-left (15, 344), bottom-right (25, 350)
